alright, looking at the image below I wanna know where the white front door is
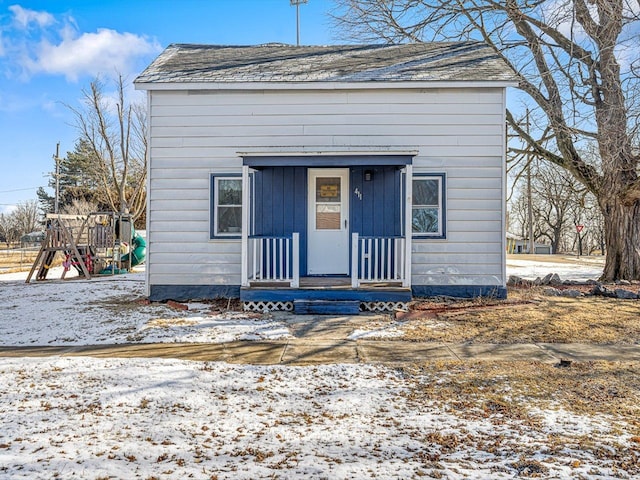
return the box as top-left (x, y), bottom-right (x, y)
top-left (307, 168), bottom-right (349, 275)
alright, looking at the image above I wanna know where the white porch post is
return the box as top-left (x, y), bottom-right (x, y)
top-left (351, 232), bottom-right (359, 288)
top-left (291, 232), bottom-right (300, 288)
top-left (403, 165), bottom-right (413, 288)
top-left (240, 165), bottom-right (250, 287)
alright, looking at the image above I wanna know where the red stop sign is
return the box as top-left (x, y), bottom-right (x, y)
top-left (576, 225), bottom-right (584, 233)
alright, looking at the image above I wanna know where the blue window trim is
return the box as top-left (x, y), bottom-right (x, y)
top-left (412, 173), bottom-right (446, 240)
top-left (210, 173), bottom-right (242, 240)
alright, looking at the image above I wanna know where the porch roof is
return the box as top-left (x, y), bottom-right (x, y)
top-left (242, 154), bottom-right (412, 168)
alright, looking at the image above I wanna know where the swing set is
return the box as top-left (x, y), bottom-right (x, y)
top-left (26, 212), bottom-right (145, 283)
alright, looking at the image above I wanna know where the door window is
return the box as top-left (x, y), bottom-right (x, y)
top-left (315, 177), bottom-right (341, 230)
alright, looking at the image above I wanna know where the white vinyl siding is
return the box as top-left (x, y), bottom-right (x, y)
top-left (146, 87), bottom-right (506, 287)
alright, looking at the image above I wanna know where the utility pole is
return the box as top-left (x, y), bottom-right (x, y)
top-left (53, 142), bottom-right (60, 214)
top-left (290, 0), bottom-right (308, 46)
top-left (525, 109), bottom-right (535, 255)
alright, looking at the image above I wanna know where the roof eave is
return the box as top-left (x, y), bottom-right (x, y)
top-left (134, 80), bottom-right (519, 91)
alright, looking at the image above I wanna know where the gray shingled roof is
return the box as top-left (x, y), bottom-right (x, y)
top-left (135, 42), bottom-right (518, 84)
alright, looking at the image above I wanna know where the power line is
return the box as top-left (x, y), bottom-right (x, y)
top-left (0, 187), bottom-right (39, 194)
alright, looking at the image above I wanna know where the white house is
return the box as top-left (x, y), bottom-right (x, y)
top-left (135, 42), bottom-right (518, 313)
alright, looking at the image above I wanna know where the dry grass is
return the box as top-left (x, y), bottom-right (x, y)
top-left (402, 360), bottom-right (640, 420)
top-left (401, 360), bottom-right (640, 476)
top-left (0, 249), bottom-right (40, 272)
top-left (402, 287), bottom-right (640, 344)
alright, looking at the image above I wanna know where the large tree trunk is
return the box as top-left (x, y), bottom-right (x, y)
top-left (551, 229), bottom-right (561, 255)
top-left (600, 197), bottom-right (640, 281)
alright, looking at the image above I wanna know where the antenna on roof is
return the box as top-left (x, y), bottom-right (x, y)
top-left (290, 0), bottom-right (308, 46)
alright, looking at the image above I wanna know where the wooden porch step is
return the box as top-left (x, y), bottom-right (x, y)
top-left (293, 300), bottom-right (360, 315)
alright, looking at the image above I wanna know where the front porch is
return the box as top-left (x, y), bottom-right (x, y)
top-left (241, 233), bottom-right (412, 313)
top-left (239, 156), bottom-right (414, 313)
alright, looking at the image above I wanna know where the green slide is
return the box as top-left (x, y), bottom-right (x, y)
top-left (121, 231), bottom-right (146, 267)
top-left (98, 229), bottom-right (146, 274)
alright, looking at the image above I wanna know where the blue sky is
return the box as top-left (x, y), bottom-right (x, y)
top-left (0, 0), bottom-right (335, 212)
top-left (4, 2), bottom-right (634, 214)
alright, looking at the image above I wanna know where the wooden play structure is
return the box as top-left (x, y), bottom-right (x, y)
top-left (26, 212), bottom-right (146, 282)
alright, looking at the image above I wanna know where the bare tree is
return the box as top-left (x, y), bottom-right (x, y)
top-left (508, 193), bottom-right (531, 240)
top-left (510, 162), bottom-right (605, 254)
top-left (0, 200), bottom-right (40, 246)
top-left (68, 75), bottom-right (147, 222)
top-left (532, 162), bottom-right (582, 253)
top-left (333, 0), bottom-right (640, 280)
top-left (0, 213), bottom-right (18, 247)
top-left (61, 198), bottom-right (99, 217)
top-left (13, 200), bottom-right (40, 237)
top-left (509, 189), bottom-right (546, 244)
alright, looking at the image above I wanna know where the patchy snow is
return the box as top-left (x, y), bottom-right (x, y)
top-left (0, 268), bottom-right (290, 346)
top-left (0, 257), bottom-right (605, 346)
top-left (0, 261), bottom-right (637, 478)
top-left (348, 320), bottom-right (406, 340)
top-left (348, 326), bottom-right (404, 340)
top-left (0, 356), bottom-right (635, 480)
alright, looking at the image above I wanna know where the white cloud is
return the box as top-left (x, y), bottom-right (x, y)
top-left (9, 5), bottom-right (55, 29)
top-left (31, 28), bottom-right (160, 81)
top-left (1, 5), bottom-right (161, 81)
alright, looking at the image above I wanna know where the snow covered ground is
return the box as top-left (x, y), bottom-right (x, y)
top-left (0, 256), bottom-right (604, 346)
top-left (1, 357), bottom-right (635, 480)
top-left (2, 257), bottom-right (633, 479)
top-left (506, 254), bottom-right (604, 281)
top-left (0, 267), bottom-right (290, 346)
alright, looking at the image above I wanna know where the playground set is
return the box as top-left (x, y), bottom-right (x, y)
top-left (26, 212), bottom-right (146, 282)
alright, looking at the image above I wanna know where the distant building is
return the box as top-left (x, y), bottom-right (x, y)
top-left (506, 233), bottom-right (552, 254)
top-left (20, 231), bottom-right (45, 248)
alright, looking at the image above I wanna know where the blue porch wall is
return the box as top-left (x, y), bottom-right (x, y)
top-left (253, 167), bottom-right (308, 274)
top-left (252, 166), bottom-right (402, 276)
top-left (349, 166), bottom-right (402, 237)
